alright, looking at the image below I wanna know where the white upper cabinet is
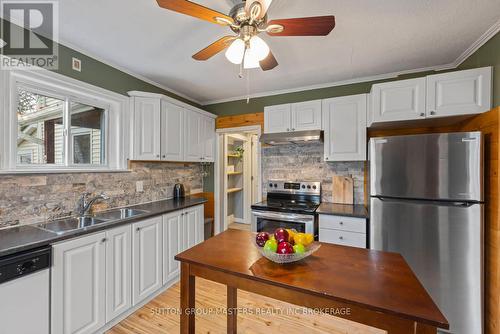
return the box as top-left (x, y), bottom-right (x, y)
top-left (291, 100), bottom-right (322, 131)
top-left (132, 216), bottom-right (163, 306)
top-left (371, 78), bottom-right (427, 123)
top-left (161, 101), bottom-right (184, 161)
top-left (51, 232), bottom-right (107, 334)
top-left (426, 67), bottom-right (492, 117)
top-left (129, 91), bottom-right (216, 163)
top-left (323, 94), bottom-right (367, 161)
top-left (201, 116), bottom-right (216, 162)
top-left (184, 109), bottom-right (203, 162)
top-left (264, 104), bottom-right (292, 133)
top-left (132, 97), bottom-right (161, 160)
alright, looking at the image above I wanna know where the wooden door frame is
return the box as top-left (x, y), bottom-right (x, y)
top-left (214, 125), bottom-right (262, 235)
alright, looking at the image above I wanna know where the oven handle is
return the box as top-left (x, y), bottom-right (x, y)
top-left (252, 210), bottom-right (314, 224)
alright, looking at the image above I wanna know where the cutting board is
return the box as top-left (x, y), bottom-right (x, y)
top-left (332, 175), bottom-right (354, 204)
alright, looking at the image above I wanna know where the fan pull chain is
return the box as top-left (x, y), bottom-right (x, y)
top-left (246, 69), bottom-right (251, 104)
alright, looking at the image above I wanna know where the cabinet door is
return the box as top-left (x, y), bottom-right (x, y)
top-left (201, 116), bottom-right (215, 162)
top-left (264, 104), bottom-right (291, 133)
top-left (183, 205), bottom-right (203, 249)
top-left (132, 217), bottom-right (163, 306)
top-left (105, 225), bottom-right (132, 323)
top-left (371, 78), bottom-right (426, 123)
top-left (291, 100), bottom-right (322, 131)
top-left (184, 110), bottom-right (203, 161)
top-left (194, 205), bottom-right (205, 244)
top-left (426, 67), bottom-right (492, 117)
top-left (52, 232), bottom-right (106, 334)
top-left (133, 97), bottom-right (161, 160)
top-left (162, 210), bottom-right (183, 285)
top-left (160, 101), bottom-right (184, 161)
top-left (323, 94), bottom-right (367, 161)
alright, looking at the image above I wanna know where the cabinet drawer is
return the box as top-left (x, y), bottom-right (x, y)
top-left (319, 215), bottom-right (366, 233)
top-left (319, 229), bottom-right (366, 248)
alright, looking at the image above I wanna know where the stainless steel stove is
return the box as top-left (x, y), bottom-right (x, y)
top-left (251, 180), bottom-right (321, 237)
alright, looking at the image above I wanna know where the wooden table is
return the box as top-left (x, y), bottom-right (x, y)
top-left (175, 229), bottom-right (449, 334)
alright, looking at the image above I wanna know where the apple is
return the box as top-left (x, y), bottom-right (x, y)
top-left (263, 239), bottom-right (278, 252)
top-left (277, 241), bottom-right (294, 254)
top-left (255, 232), bottom-right (270, 247)
top-left (293, 244), bottom-right (306, 254)
top-left (274, 228), bottom-right (289, 244)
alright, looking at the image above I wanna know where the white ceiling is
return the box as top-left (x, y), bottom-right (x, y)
top-left (56, 0), bottom-right (500, 104)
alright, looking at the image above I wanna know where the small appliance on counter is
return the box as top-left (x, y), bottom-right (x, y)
top-left (173, 183), bottom-right (185, 199)
top-left (251, 180), bottom-right (321, 239)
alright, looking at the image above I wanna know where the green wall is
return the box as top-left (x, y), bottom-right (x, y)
top-left (204, 31), bottom-right (500, 116)
top-left (1, 19), bottom-right (201, 107)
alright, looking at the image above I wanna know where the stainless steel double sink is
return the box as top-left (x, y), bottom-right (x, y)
top-left (36, 208), bottom-right (149, 235)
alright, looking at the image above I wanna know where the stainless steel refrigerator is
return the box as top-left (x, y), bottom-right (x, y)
top-left (369, 132), bottom-right (483, 334)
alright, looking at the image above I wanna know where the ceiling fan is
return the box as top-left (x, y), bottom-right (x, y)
top-left (156, 0), bottom-right (336, 71)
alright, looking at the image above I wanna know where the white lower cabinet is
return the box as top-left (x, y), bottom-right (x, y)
top-left (319, 214), bottom-right (367, 248)
top-left (105, 225), bottom-right (132, 322)
top-left (52, 232), bottom-right (107, 334)
top-left (163, 210), bottom-right (183, 285)
top-left (51, 206), bottom-right (205, 333)
top-left (132, 216), bottom-right (163, 306)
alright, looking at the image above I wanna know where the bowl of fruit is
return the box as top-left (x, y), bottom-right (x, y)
top-left (254, 228), bottom-right (320, 264)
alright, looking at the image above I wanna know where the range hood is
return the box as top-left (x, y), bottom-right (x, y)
top-left (259, 130), bottom-right (323, 145)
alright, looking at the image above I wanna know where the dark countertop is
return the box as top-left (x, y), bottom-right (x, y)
top-left (0, 196), bottom-right (207, 258)
top-left (316, 203), bottom-right (369, 218)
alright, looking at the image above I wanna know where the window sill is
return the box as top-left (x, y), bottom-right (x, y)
top-left (0, 168), bottom-right (131, 175)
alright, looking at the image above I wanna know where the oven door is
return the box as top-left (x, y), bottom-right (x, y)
top-left (251, 210), bottom-right (315, 235)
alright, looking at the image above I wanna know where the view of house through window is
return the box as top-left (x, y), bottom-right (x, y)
top-left (16, 88), bottom-right (106, 167)
top-left (16, 89), bottom-right (64, 165)
top-left (70, 102), bottom-right (105, 165)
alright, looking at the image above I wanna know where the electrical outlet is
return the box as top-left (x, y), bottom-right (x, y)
top-left (72, 57), bottom-right (81, 72)
top-left (136, 181), bottom-right (144, 193)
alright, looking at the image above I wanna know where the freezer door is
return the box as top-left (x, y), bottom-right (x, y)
top-left (369, 132), bottom-right (483, 201)
top-left (370, 197), bottom-right (483, 334)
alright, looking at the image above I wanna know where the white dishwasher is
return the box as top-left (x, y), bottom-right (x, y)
top-left (0, 246), bottom-right (51, 334)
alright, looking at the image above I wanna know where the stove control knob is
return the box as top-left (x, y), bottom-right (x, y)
top-left (312, 185), bottom-right (317, 189)
top-left (307, 185), bottom-right (311, 189)
top-left (301, 185), bottom-right (305, 189)
top-left (274, 183), bottom-right (278, 188)
top-left (269, 183), bottom-right (273, 187)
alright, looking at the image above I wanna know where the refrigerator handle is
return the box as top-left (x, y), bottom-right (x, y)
top-left (374, 196), bottom-right (477, 207)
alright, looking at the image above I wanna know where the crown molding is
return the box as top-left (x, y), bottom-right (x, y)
top-left (201, 19), bottom-right (500, 106)
top-left (452, 18), bottom-right (500, 67)
top-left (57, 38), bottom-right (203, 106)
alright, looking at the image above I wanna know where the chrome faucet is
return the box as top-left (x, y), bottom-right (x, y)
top-left (77, 192), bottom-right (110, 217)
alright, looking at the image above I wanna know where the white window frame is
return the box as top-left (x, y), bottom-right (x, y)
top-left (0, 62), bottom-right (130, 173)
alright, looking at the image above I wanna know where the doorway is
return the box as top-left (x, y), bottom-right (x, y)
top-left (214, 126), bottom-right (261, 234)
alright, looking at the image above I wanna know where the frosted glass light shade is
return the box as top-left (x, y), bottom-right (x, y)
top-left (225, 39), bottom-right (245, 64)
top-left (249, 35), bottom-right (270, 61)
top-left (243, 48), bottom-right (260, 69)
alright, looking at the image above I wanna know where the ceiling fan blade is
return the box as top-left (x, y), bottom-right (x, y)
top-left (192, 36), bottom-right (236, 60)
top-left (267, 16), bottom-right (335, 36)
top-left (260, 51), bottom-right (278, 71)
top-left (245, 0), bottom-right (272, 20)
top-left (156, 0), bottom-right (235, 26)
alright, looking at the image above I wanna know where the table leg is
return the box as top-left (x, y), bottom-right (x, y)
top-left (180, 262), bottom-right (195, 334)
top-left (227, 286), bottom-right (237, 334)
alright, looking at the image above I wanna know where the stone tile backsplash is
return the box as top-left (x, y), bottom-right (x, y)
top-left (0, 161), bottom-right (203, 226)
top-left (262, 143), bottom-right (365, 204)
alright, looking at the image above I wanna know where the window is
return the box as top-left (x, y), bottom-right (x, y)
top-left (14, 87), bottom-right (107, 168)
top-left (1, 68), bottom-right (129, 172)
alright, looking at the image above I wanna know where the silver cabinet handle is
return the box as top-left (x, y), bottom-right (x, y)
top-left (292, 128), bottom-right (295, 131)
top-left (162, 155), bottom-right (166, 158)
top-left (420, 113), bottom-right (425, 117)
top-left (287, 128), bottom-right (290, 131)
top-left (325, 157), bottom-right (329, 160)
top-left (339, 222), bottom-right (344, 225)
top-left (430, 111), bottom-right (436, 115)
top-left (156, 154), bottom-right (160, 158)
top-left (339, 236), bottom-right (344, 240)
top-left (136, 227), bottom-right (141, 232)
top-left (101, 238), bottom-right (107, 243)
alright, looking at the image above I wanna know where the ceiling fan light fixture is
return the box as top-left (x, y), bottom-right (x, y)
top-left (243, 48), bottom-right (260, 69)
top-left (225, 38), bottom-right (245, 64)
top-left (249, 35), bottom-right (270, 61)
